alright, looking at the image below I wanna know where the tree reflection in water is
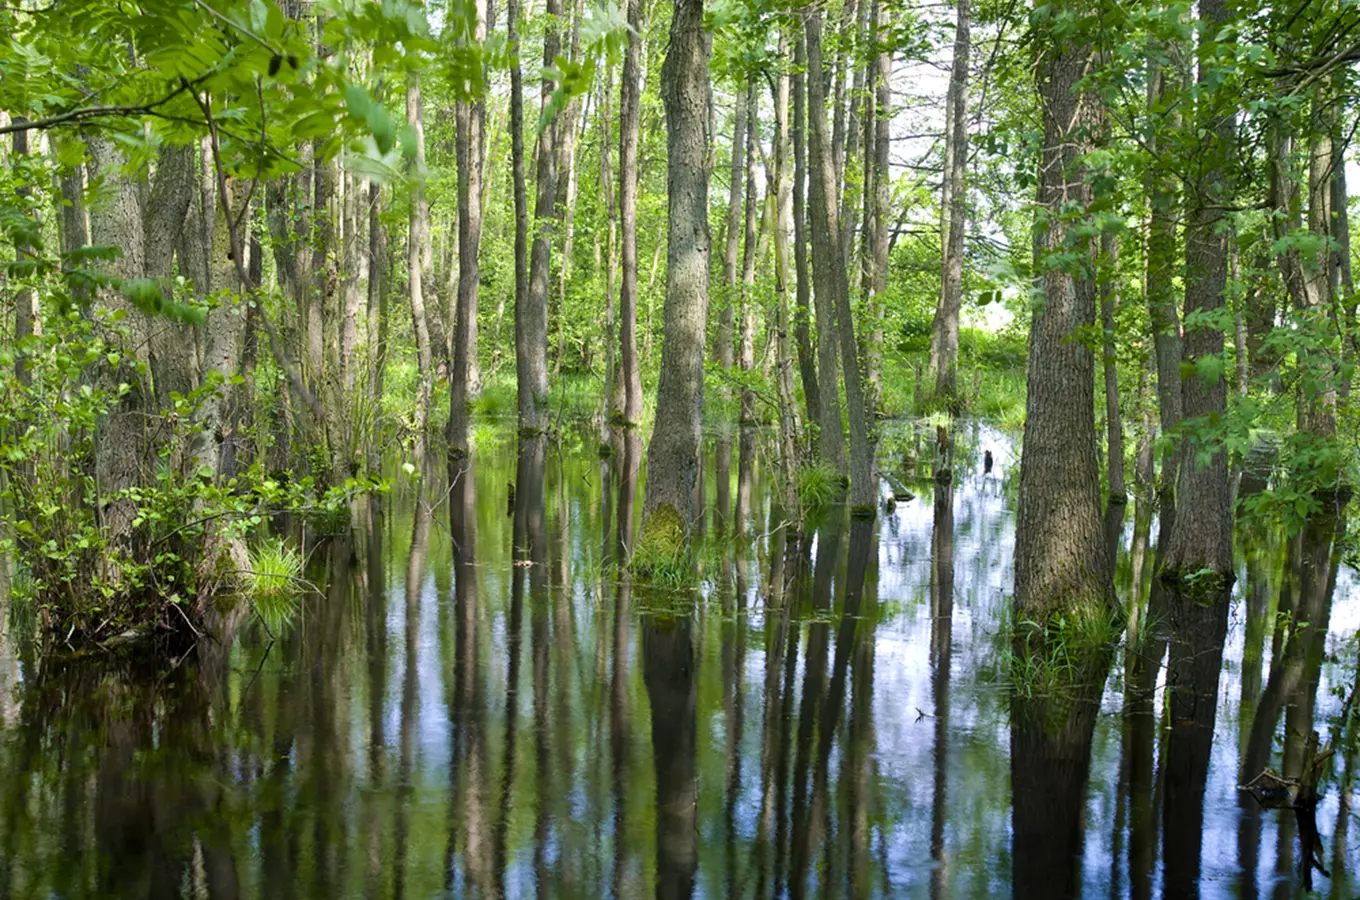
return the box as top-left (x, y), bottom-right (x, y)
top-left (0, 424), bottom-right (1355, 898)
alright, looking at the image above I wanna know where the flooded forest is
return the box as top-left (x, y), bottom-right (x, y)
top-left (3, 0), bottom-right (1360, 896)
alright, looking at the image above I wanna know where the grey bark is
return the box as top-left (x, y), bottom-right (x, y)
top-left (807, 7), bottom-right (875, 511)
top-left (1013, 3), bottom-right (1113, 619)
top-left (407, 71), bottom-right (435, 460)
top-left (1161, 0), bottom-right (1235, 581)
top-left (618, 0), bottom-right (644, 427)
top-left (791, 34), bottom-right (822, 434)
top-left (1101, 234), bottom-right (1126, 501)
top-left (448, 0), bottom-right (489, 451)
top-left (641, 0), bottom-right (710, 533)
top-left (928, 0), bottom-right (970, 404)
top-left (519, 0), bottom-right (560, 433)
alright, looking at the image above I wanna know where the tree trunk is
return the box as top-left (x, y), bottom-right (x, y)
top-left (407, 71), bottom-right (435, 462)
top-left (86, 130), bottom-right (153, 549)
top-left (519, 0), bottom-right (560, 434)
top-left (791, 40), bottom-right (821, 432)
top-left (144, 144), bottom-right (198, 409)
top-left (864, 0), bottom-right (892, 414)
top-left (807, 7), bottom-right (875, 512)
top-left (554, 0), bottom-right (585, 376)
top-left (12, 123), bottom-right (38, 385)
top-left (770, 38), bottom-right (803, 519)
top-left (1146, 40), bottom-right (1184, 521)
top-left (928, 0), bottom-right (970, 405)
top-left (640, 0), bottom-right (710, 539)
top-left (1101, 234), bottom-right (1126, 501)
top-left (739, 76), bottom-right (760, 425)
top-left (448, 0), bottom-right (489, 451)
top-left (601, 71), bottom-right (619, 435)
top-left (618, 0), bottom-right (645, 427)
top-left (1013, 2), bottom-right (1113, 620)
top-left (367, 183), bottom-right (388, 425)
top-left (720, 87), bottom-right (746, 384)
top-left (1160, 0), bottom-right (1235, 582)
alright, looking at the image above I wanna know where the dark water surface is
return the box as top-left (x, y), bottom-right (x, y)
top-left (1, 422), bottom-right (1357, 899)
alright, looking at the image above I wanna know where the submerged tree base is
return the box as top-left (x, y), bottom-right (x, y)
top-left (631, 503), bottom-right (697, 587)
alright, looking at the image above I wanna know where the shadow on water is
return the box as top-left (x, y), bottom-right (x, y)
top-left (1, 420), bottom-right (1359, 898)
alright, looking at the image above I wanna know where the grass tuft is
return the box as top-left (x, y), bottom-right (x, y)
top-left (247, 539), bottom-right (303, 634)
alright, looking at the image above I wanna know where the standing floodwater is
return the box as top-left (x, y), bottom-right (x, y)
top-left (0, 422), bottom-right (1356, 899)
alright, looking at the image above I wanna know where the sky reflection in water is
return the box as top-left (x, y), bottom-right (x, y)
top-left (0, 421), bottom-right (1356, 899)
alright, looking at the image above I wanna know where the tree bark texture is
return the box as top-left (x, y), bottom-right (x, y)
top-left (928, 0), bottom-right (970, 404)
top-left (807, 6), bottom-right (875, 511)
top-left (407, 71), bottom-right (435, 461)
top-left (618, 0), bottom-right (645, 427)
top-left (1013, 4), bottom-right (1113, 619)
top-left (1161, 0), bottom-right (1235, 581)
top-left (518, 0), bottom-right (560, 433)
top-left (641, 0), bottom-right (710, 535)
top-left (791, 37), bottom-right (822, 432)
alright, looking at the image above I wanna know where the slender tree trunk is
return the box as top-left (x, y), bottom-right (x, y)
top-left (1296, 94), bottom-right (1339, 437)
top-left (739, 76), bottom-right (760, 425)
top-left (367, 183), bottom-right (388, 418)
top-left (720, 87), bottom-right (746, 384)
top-left (807, 6), bottom-right (875, 512)
top-left (601, 71), bottom-right (620, 433)
top-left (1160, 0), bottom-right (1235, 582)
top-left (640, 0), bottom-right (710, 540)
top-left (791, 41), bottom-right (821, 432)
top-left (1101, 234), bottom-right (1126, 501)
top-left (519, 0), bottom-right (561, 433)
top-left (864, 0), bottom-right (891, 414)
top-left (407, 71), bottom-right (435, 461)
top-left (1013, 2), bottom-right (1113, 620)
top-left (448, 0), bottom-right (489, 451)
top-left (1146, 40), bottom-right (1184, 521)
top-left (770, 38), bottom-right (803, 519)
top-left (618, 0), bottom-right (644, 427)
top-left (804, 37), bottom-right (846, 472)
top-left (928, 0), bottom-right (970, 405)
top-left (12, 123), bottom-right (38, 385)
top-left (341, 170), bottom-right (367, 395)
top-left (554, 0), bottom-right (584, 376)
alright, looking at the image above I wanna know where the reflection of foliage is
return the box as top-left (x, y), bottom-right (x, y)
top-left (246, 538), bottom-right (303, 635)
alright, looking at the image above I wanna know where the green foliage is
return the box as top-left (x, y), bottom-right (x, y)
top-left (246, 538), bottom-right (303, 634)
top-left (796, 463), bottom-right (840, 512)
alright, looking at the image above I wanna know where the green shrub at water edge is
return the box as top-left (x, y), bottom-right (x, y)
top-left (247, 539), bottom-right (303, 634)
top-left (797, 463), bottom-right (841, 512)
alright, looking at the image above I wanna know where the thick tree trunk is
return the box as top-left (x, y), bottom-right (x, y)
top-left (806, 7), bottom-right (875, 512)
top-left (618, 0), bottom-right (645, 427)
top-left (640, 0), bottom-right (710, 538)
top-left (519, 0), bottom-right (560, 433)
top-left (144, 144), bottom-right (198, 409)
top-left (1160, 0), bottom-right (1235, 582)
top-left (791, 41), bottom-right (821, 431)
top-left (1013, 3), bottom-right (1113, 620)
top-left (928, 0), bottom-right (970, 405)
top-left (448, 0), bottom-right (488, 451)
top-left (87, 130), bottom-right (154, 549)
top-left (407, 71), bottom-right (436, 461)
top-left (190, 180), bottom-right (250, 476)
